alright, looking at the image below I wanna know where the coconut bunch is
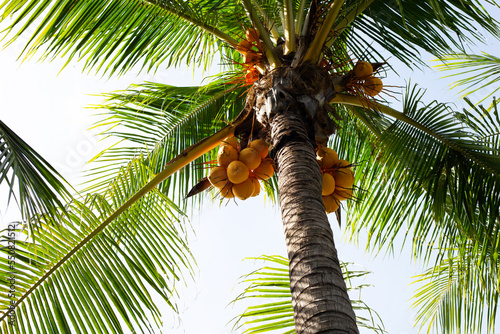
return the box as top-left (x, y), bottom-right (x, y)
top-left (236, 28), bottom-right (265, 85)
top-left (350, 61), bottom-right (383, 97)
top-left (208, 136), bottom-right (275, 200)
top-left (317, 147), bottom-right (355, 213)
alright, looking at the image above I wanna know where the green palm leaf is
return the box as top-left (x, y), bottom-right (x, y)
top-left (0, 150), bottom-right (194, 333)
top-left (412, 249), bottom-right (499, 334)
top-left (230, 255), bottom-right (385, 333)
top-left (87, 79), bottom-right (247, 206)
top-left (332, 88), bottom-right (499, 257)
top-left (0, 120), bottom-right (72, 227)
top-left (0, 0), bottom-right (241, 75)
top-left (345, 0), bottom-right (499, 67)
top-left (332, 95), bottom-right (500, 332)
top-left (435, 52), bottom-right (500, 103)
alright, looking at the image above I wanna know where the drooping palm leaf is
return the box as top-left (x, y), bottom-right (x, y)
top-left (0, 0), bottom-right (243, 75)
top-left (343, 0), bottom-right (499, 68)
top-left (331, 94), bottom-right (500, 332)
top-left (87, 79), bottom-right (247, 207)
top-left (412, 249), bottom-right (499, 334)
top-left (0, 150), bottom-right (194, 333)
top-left (435, 52), bottom-right (500, 104)
top-left (0, 120), bottom-right (72, 227)
top-left (331, 88), bottom-right (500, 257)
top-left (230, 255), bottom-right (385, 333)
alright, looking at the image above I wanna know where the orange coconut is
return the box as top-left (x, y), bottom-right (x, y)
top-left (208, 166), bottom-right (228, 188)
top-left (217, 144), bottom-right (239, 167)
top-left (251, 177), bottom-right (260, 197)
top-left (239, 147), bottom-right (262, 170)
top-left (227, 160), bottom-right (250, 184)
top-left (333, 160), bottom-right (355, 189)
top-left (232, 177), bottom-right (255, 200)
top-left (237, 39), bottom-right (253, 54)
top-left (363, 76), bottom-right (383, 97)
top-left (253, 161), bottom-right (274, 180)
top-left (219, 182), bottom-right (234, 199)
top-left (323, 195), bottom-right (340, 214)
top-left (244, 52), bottom-right (258, 65)
top-left (334, 188), bottom-right (353, 201)
top-left (317, 147), bottom-right (339, 169)
top-left (322, 173), bottom-right (336, 196)
top-left (353, 61), bottom-right (373, 78)
top-left (245, 28), bottom-right (260, 42)
top-left (249, 139), bottom-right (269, 159)
top-left (245, 68), bottom-right (260, 84)
top-left (221, 136), bottom-right (240, 152)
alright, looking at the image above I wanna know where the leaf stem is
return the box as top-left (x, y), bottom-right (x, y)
top-left (283, 0), bottom-right (296, 54)
top-left (147, 0), bottom-right (239, 47)
top-left (326, 0), bottom-right (374, 49)
top-left (303, 0), bottom-right (345, 63)
top-left (241, 0), bottom-right (281, 68)
top-left (294, 0), bottom-right (308, 35)
top-left (331, 93), bottom-right (500, 177)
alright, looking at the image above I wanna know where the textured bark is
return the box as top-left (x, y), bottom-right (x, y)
top-left (270, 110), bottom-right (358, 333)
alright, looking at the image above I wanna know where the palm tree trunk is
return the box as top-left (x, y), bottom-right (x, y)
top-left (270, 110), bottom-right (359, 333)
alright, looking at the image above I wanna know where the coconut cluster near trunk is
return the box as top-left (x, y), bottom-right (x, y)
top-left (208, 136), bottom-right (274, 200)
top-left (317, 147), bottom-right (355, 213)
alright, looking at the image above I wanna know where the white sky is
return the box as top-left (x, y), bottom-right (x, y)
top-left (0, 15), bottom-right (498, 334)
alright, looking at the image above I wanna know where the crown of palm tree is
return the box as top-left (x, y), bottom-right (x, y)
top-left (0, 0), bottom-right (499, 333)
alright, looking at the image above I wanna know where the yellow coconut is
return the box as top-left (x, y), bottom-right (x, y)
top-left (245, 28), bottom-right (260, 42)
top-left (217, 144), bottom-right (239, 167)
top-left (251, 177), bottom-right (260, 197)
top-left (237, 39), bottom-right (253, 54)
top-left (253, 161), bottom-right (274, 180)
top-left (227, 160), bottom-right (250, 184)
top-left (363, 76), bottom-right (383, 97)
top-left (219, 182), bottom-right (234, 199)
top-left (221, 136), bottom-right (241, 152)
top-left (233, 177), bottom-right (255, 200)
top-left (249, 139), bottom-right (269, 159)
top-left (244, 52), bottom-right (258, 65)
top-left (323, 195), bottom-right (340, 214)
top-left (208, 166), bottom-right (228, 188)
top-left (322, 173), bottom-right (336, 196)
top-left (239, 147), bottom-right (262, 170)
top-left (353, 61), bottom-right (373, 78)
top-left (333, 160), bottom-right (355, 189)
top-left (317, 147), bottom-right (339, 169)
top-left (334, 188), bottom-right (353, 201)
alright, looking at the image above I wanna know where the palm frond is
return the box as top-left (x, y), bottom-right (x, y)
top-left (0, 151), bottom-right (194, 333)
top-left (87, 79), bottom-right (247, 207)
top-left (0, 120), bottom-right (72, 228)
top-left (412, 250), bottom-right (499, 334)
top-left (230, 255), bottom-right (385, 333)
top-left (330, 94), bottom-right (500, 331)
top-left (0, 0), bottom-right (243, 75)
top-left (332, 89), bottom-right (499, 259)
top-left (347, 0), bottom-right (499, 68)
top-left (435, 53), bottom-right (500, 104)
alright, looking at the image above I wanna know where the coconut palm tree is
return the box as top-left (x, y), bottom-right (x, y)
top-left (0, 0), bottom-right (499, 333)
